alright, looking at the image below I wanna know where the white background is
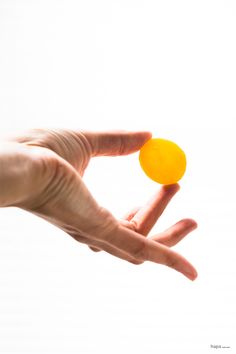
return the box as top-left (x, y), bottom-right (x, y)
top-left (0, 0), bottom-right (236, 353)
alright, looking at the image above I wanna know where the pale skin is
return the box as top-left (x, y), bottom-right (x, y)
top-left (0, 129), bottom-right (198, 280)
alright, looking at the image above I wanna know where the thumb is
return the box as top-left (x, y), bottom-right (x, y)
top-left (83, 130), bottom-right (152, 157)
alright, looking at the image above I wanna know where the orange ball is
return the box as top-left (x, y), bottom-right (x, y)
top-left (139, 138), bottom-right (187, 185)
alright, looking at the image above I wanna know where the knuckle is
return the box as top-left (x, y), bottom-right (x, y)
top-left (64, 131), bottom-right (92, 169)
top-left (129, 219), bottom-right (138, 231)
top-left (70, 233), bottom-right (88, 243)
top-left (128, 258), bottom-right (144, 265)
top-left (165, 255), bottom-right (178, 269)
top-left (89, 246), bottom-right (101, 252)
top-left (117, 135), bottom-right (126, 155)
top-left (113, 133), bottom-right (127, 155)
top-left (133, 239), bottom-right (147, 261)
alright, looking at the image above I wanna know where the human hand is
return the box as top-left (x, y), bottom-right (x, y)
top-left (0, 129), bottom-right (198, 280)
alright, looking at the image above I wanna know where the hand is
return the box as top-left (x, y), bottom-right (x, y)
top-left (1, 129), bottom-right (198, 280)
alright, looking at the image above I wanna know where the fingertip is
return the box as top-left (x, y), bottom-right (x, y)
top-left (175, 182), bottom-right (180, 191)
top-left (178, 218), bottom-right (198, 231)
top-left (142, 131), bottom-right (153, 140)
top-left (162, 183), bottom-right (180, 193)
top-left (123, 131), bottom-right (153, 154)
top-left (187, 218), bottom-right (198, 230)
top-left (136, 131), bottom-right (152, 146)
top-left (189, 269), bottom-right (198, 281)
top-left (183, 263), bottom-right (198, 281)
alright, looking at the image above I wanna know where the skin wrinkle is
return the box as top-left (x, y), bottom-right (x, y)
top-left (61, 224), bottom-right (89, 243)
top-left (22, 158), bottom-right (65, 211)
top-left (0, 143), bottom-right (50, 207)
top-left (48, 130), bottom-right (87, 172)
top-left (86, 132), bottom-right (117, 157)
top-left (74, 133), bottom-right (92, 173)
top-left (13, 128), bottom-right (93, 174)
top-left (41, 130), bottom-right (87, 171)
top-left (84, 130), bottom-right (152, 157)
top-left (116, 134), bottom-right (127, 156)
top-left (24, 155), bottom-right (76, 212)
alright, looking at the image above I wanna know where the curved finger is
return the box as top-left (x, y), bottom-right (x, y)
top-left (88, 206), bottom-right (146, 252)
top-left (102, 224), bottom-right (198, 280)
top-left (70, 232), bottom-right (138, 262)
top-left (84, 239), bottom-right (143, 264)
top-left (150, 219), bottom-right (198, 247)
top-left (127, 184), bottom-right (180, 235)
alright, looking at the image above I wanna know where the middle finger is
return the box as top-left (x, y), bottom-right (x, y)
top-left (124, 184), bottom-right (180, 235)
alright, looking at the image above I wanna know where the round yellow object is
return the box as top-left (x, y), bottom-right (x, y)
top-left (139, 138), bottom-right (187, 185)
